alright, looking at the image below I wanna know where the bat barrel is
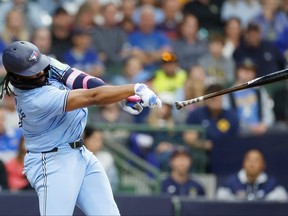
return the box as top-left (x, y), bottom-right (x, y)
top-left (174, 68), bottom-right (288, 110)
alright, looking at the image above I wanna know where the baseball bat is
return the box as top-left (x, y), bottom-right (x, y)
top-left (175, 68), bottom-right (288, 110)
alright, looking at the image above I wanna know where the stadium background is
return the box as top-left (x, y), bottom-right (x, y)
top-left (0, 0), bottom-right (288, 215)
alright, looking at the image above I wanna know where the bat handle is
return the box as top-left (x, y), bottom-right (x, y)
top-left (175, 101), bottom-right (184, 110)
top-left (175, 96), bottom-right (204, 110)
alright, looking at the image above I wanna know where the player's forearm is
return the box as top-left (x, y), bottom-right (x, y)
top-left (90, 85), bottom-right (135, 105)
top-left (66, 84), bottom-right (135, 111)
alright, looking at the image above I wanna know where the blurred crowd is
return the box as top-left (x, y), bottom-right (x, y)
top-left (0, 0), bottom-right (288, 199)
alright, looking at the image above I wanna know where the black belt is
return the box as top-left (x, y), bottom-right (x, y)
top-left (69, 138), bottom-right (84, 149)
top-left (27, 139), bottom-right (84, 153)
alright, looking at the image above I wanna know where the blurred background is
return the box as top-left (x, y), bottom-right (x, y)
top-left (1, 0), bottom-right (288, 215)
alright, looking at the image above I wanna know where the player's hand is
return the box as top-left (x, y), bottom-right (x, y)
top-left (119, 95), bottom-right (143, 115)
top-left (134, 83), bottom-right (162, 108)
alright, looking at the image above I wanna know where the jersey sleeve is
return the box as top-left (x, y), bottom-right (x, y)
top-left (48, 57), bottom-right (106, 90)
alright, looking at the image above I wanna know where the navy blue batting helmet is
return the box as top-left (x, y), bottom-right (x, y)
top-left (2, 41), bottom-right (51, 77)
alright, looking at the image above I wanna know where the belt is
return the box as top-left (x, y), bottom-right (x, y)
top-left (27, 139), bottom-right (84, 154)
top-left (69, 138), bottom-right (84, 149)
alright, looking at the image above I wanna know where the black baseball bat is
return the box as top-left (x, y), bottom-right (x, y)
top-left (175, 68), bottom-right (288, 110)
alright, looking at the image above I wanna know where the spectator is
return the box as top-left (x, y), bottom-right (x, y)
top-left (37, 0), bottom-right (85, 16)
top-left (0, 159), bottom-right (8, 191)
top-left (275, 25), bottom-right (288, 65)
top-left (128, 132), bottom-right (160, 170)
top-left (175, 65), bottom-right (206, 123)
top-left (183, 84), bottom-right (240, 172)
top-left (1, 8), bottom-right (30, 45)
top-left (128, 4), bottom-right (172, 74)
top-left (89, 103), bottom-right (134, 147)
top-left (233, 22), bottom-right (285, 78)
top-left (0, 0), bottom-right (48, 33)
top-left (216, 149), bottom-right (288, 201)
top-left (1, 92), bottom-right (18, 131)
top-left (118, 64), bottom-right (154, 123)
top-left (198, 33), bottom-right (235, 86)
top-left (91, 2), bottom-right (128, 80)
top-left (176, 65), bottom-right (206, 107)
top-left (132, 0), bottom-right (164, 26)
top-left (151, 52), bottom-right (187, 95)
top-left (161, 146), bottom-right (206, 197)
top-left (223, 58), bottom-right (275, 136)
top-left (158, 0), bottom-right (183, 41)
top-left (221, 0), bottom-right (262, 28)
top-left (0, 39), bottom-right (7, 80)
top-left (182, 0), bottom-right (223, 35)
top-left (86, 0), bottom-right (103, 26)
top-left (50, 7), bottom-right (74, 61)
top-left (172, 14), bottom-right (208, 71)
top-left (119, 0), bottom-right (137, 34)
top-left (147, 92), bottom-right (179, 171)
top-left (272, 81), bottom-right (288, 130)
top-left (222, 17), bottom-right (243, 60)
top-left (0, 106), bottom-right (22, 163)
top-left (5, 136), bottom-right (32, 191)
top-left (83, 126), bottom-right (119, 192)
top-left (73, 2), bottom-right (97, 31)
top-left (63, 27), bottom-right (104, 78)
top-left (98, 0), bottom-right (122, 6)
top-left (110, 56), bottom-right (151, 86)
top-left (148, 92), bottom-right (176, 128)
top-left (31, 27), bottom-right (56, 58)
top-left (280, 0), bottom-right (288, 17)
top-left (106, 56), bottom-right (155, 124)
top-left (252, 0), bottom-right (288, 43)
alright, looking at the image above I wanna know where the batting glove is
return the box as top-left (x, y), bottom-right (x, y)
top-left (119, 95), bottom-right (144, 115)
top-left (134, 83), bottom-right (162, 108)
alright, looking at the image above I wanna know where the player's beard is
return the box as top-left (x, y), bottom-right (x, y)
top-left (9, 70), bottom-right (49, 90)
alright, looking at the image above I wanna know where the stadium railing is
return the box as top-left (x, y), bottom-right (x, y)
top-left (92, 123), bottom-right (206, 195)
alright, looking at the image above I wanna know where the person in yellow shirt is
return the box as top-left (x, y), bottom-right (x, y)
top-left (152, 52), bottom-right (187, 94)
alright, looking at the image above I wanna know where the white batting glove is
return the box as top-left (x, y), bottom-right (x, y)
top-left (119, 95), bottom-right (143, 115)
top-left (134, 83), bottom-right (162, 108)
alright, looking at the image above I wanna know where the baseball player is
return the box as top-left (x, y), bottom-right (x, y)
top-left (0, 41), bottom-right (162, 215)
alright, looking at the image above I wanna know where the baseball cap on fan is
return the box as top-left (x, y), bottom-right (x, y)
top-left (161, 52), bottom-right (177, 64)
top-left (2, 41), bottom-right (51, 77)
top-left (236, 58), bottom-right (257, 71)
top-left (170, 146), bottom-right (191, 160)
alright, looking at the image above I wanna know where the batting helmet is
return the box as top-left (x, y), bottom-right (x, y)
top-left (2, 41), bottom-right (51, 77)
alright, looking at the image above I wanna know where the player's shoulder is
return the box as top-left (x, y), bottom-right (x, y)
top-left (38, 83), bottom-right (69, 106)
top-left (49, 57), bottom-right (70, 71)
top-left (48, 57), bottom-right (72, 80)
top-left (16, 81), bottom-right (66, 98)
top-left (42, 81), bottom-right (69, 95)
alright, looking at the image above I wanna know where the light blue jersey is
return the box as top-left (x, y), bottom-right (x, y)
top-left (3, 41), bottom-right (120, 215)
top-left (14, 80), bottom-right (87, 152)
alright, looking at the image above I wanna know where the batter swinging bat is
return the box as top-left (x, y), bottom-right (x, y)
top-left (175, 68), bottom-right (288, 110)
